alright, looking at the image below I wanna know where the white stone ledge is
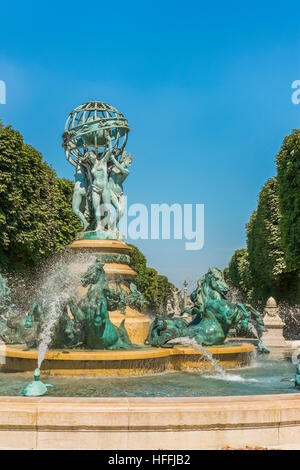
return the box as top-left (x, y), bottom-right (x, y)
top-left (0, 394), bottom-right (300, 449)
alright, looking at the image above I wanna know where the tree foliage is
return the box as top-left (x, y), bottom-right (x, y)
top-left (276, 129), bottom-right (300, 271)
top-left (226, 129), bottom-right (300, 305)
top-left (246, 177), bottom-right (286, 292)
top-left (54, 178), bottom-right (81, 250)
top-left (0, 123), bottom-right (81, 272)
top-left (128, 244), bottom-right (174, 312)
top-left (227, 248), bottom-right (253, 298)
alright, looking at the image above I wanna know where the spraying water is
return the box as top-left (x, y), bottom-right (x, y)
top-left (36, 253), bottom-right (94, 369)
top-left (248, 322), bottom-right (258, 338)
top-left (169, 337), bottom-right (258, 382)
top-left (279, 302), bottom-right (300, 340)
top-left (169, 337), bottom-right (227, 376)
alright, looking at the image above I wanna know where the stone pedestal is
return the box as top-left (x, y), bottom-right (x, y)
top-left (261, 297), bottom-right (286, 348)
top-left (67, 239), bottom-right (150, 344)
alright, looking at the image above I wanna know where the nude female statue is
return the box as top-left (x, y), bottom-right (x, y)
top-left (88, 132), bottom-right (114, 231)
top-left (109, 150), bottom-right (133, 230)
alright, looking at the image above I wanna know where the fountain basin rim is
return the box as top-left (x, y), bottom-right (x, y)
top-left (0, 343), bottom-right (254, 376)
top-left (0, 343), bottom-right (254, 361)
top-left (0, 393), bottom-right (299, 449)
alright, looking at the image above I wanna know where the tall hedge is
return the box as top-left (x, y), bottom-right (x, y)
top-left (0, 122), bottom-right (80, 271)
top-left (276, 129), bottom-right (300, 271)
top-left (226, 129), bottom-right (300, 305)
top-left (227, 248), bottom-right (254, 298)
top-left (246, 178), bottom-right (286, 298)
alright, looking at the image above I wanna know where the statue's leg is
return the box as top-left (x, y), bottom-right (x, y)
top-left (72, 190), bottom-right (89, 231)
top-left (100, 188), bottom-right (112, 231)
top-left (79, 195), bottom-right (89, 231)
top-left (92, 190), bottom-right (102, 231)
top-left (115, 194), bottom-right (125, 226)
top-left (109, 193), bottom-right (119, 231)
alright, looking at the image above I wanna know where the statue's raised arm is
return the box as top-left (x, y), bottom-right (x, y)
top-left (111, 151), bottom-right (131, 176)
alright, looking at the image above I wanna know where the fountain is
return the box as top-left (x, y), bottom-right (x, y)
top-left (0, 101), bottom-right (262, 377)
top-left (0, 101), bottom-right (299, 450)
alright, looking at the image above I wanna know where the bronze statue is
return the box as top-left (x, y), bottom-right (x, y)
top-left (63, 101), bottom-right (132, 239)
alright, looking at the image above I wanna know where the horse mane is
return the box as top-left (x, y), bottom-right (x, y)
top-left (191, 275), bottom-right (207, 312)
top-left (191, 268), bottom-right (227, 314)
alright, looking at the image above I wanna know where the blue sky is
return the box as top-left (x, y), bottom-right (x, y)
top-left (0, 1), bottom-right (300, 290)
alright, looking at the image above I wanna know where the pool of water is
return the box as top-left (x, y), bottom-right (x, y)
top-left (0, 354), bottom-right (299, 397)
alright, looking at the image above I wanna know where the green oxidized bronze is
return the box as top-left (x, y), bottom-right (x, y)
top-left (68, 259), bottom-right (136, 349)
top-left (0, 273), bottom-right (37, 345)
top-left (95, 253), bottom-right (131, 265)
top-left (22, 259), bottom-right (141, 350)
top-left (146, 267), bottom-right (269, 352)
top-left (1, 260), bottom-right (145, 350)
top-left (63, 101), bottom-right (132, 240)
top-left (22, 368), bottom-right (53, 397)
top-left (0, 273), bottom-right (12, 339)
top-left (1, 265), bottom-right (268, 353)
top-left (295, 364), bottom-right (300, 389)
top-left (126, 283), bottom-right (149, 311)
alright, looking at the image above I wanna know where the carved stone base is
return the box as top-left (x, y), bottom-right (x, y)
top-left (261, 297), bottom-right (286, 348)
top-left (67, 239), bottom-right (150, 344)
top-left (262, 322), bottom-right (286, 348)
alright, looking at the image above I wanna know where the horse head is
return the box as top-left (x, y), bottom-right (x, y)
top-left (207, 268), bottom-right (230, 298)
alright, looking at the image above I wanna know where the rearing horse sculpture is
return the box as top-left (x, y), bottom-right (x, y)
top-left (68, 259), bottom-right (134, 350)
top-left (146, 267), bottom-right (269, 351)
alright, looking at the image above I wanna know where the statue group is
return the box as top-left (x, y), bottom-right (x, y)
top-left (0, 260), bottom-right (145, 350)
top-left (0, 262), bottom-right (268, 353)
top-left (62, 102), bottom-right (132, 239)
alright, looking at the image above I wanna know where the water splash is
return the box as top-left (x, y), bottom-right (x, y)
top-left (248, 322), bottom-right (258, 338)
top-left (37, 253), bottom-right (94, 369)
top-left (279, 302), bottom-right (300, 340)
top-left (169, 337), bottom-right (227, 376)
top-left (169, 337), bottom-right (257, 382)
top-left (204, 373), bottom-right (258, 383)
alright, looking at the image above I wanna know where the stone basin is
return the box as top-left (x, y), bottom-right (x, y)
top-left (0, 342), bottom-right (254, 376)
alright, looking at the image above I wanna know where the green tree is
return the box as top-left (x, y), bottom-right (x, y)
top-left (276, 129), bottom-right (300, 271)
top-left (128, 244), bottom-right (174, 312)
top-left (224, 130), bottom-right (300, 305)
top-left (227, 248), bottom-right (254, 298)
top-left (157, 275), bottom-right (173, 312)
top-left (127, 243), bottom-right (147, 293)
top-left (54, 178), bottom-right (81, 250)
top-left (246, 177), bottom-right (286, 300)
top-left (0, 123), bottom-right (80, 272)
